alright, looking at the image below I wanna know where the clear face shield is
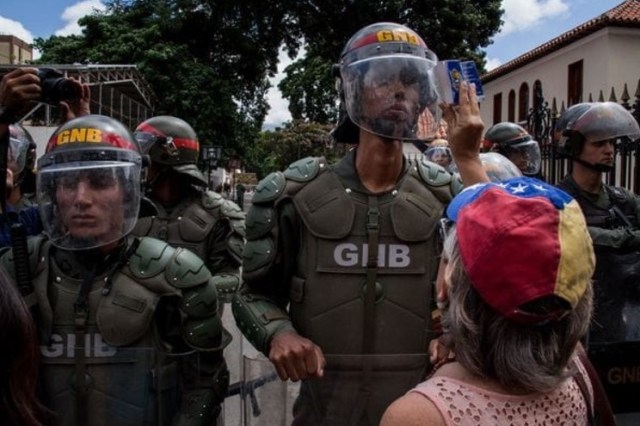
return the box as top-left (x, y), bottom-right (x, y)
top-left (501, 139), bottom-right (541, 176)
top-left (341, 54), bottom-right (441, 141)
top-left (8, 136), bottom-right (29, 176)
top-left (37, 162), bottom-right (141, 250)
top-left (573, 102), bottom-right (640, 145)
top-left (449, 152), bottom-right (523, 182)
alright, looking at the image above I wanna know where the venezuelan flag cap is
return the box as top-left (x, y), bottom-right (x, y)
top-left (446, 177), bottom-right (594, 325)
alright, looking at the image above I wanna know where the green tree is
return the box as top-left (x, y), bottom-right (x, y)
top-left (33, 0), bottom-right (301, 159)
top-left (281, 0), bottom-right (503, 123)
top-left (244, 120), bottom-right (347, 179)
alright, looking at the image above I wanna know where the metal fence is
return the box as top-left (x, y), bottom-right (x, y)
top-left (527, 78), bottom-right (640, 193)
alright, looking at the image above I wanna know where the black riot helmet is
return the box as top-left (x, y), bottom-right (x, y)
top-left (37, 115), bottom-right (143, 250)
top-left (332, 22), bottom-right (441, 143)
top-left (556, 102), bottom-right (640, 172)
top-left (484, 122), bottom-right (541, 176)
top-left (134, 116), bottom-right (207, 187)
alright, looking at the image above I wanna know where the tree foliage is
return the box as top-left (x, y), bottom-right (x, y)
top-left (244, 120), bottom-right (347, 179)
top-left (33, 0), bottom-right (301, 159)
top-left (280, 0), bottom-right (503, 123)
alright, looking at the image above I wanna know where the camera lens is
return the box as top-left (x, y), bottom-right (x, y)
top-left (37, 68), bottom-right (80, 105)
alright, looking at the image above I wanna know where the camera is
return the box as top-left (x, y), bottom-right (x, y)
top-left (37, 68), bottom-right (81, 105)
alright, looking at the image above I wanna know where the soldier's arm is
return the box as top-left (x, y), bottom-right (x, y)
top-left (587, 226), bottom-right (640, 250)
top-left (203, 197), bottom-right (245, 302)
top-left (589, 188), bottom-right (640, 251)
top-left (232, 171), bottom-right (300, 356)
top-left (155, 244), bottom-right (230, 425)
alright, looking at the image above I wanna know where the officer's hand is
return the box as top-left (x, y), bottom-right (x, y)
top-left (0, 68), bottom-right (41, 120)
top-left (269, 330), bottom-right (326, 382)
top-left (60, 79), bottom-right (90, 122)
top-left (441, 81), bottom-right (488, 185)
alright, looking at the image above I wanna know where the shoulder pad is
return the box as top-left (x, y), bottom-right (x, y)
top-left (129, 237), bottom-right (175, 279)
top-left (242, 238), bottom-right (276, 276)
top-left (220, 199), bottom-right (245, 220)
top-left (416, 160), bottom-right (452, 187)
top-left (450, 174), bottom-right (464, 196)
top-left (246, 204), bottom-right (276, 240)
top-left (252, 171), bottom-right (286, 204)
top-left (165, 247), bottom-right (213, 289)
top-left (229, 216), bottom-right (246, 239)
top-left (202, 190), bottom-right (226, 209)
top-left (182, 316), bottom-right (230, 351)
top-left (283, 157), bottom-right (321, 182)
top-left (181, 280), bottom-right (219, 318)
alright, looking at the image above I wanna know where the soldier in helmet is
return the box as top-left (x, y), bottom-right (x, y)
top-left (132, 116), bottom-right (244, 304)
top-left (1, 114), bottom-right (230, 425)
top-left (6, 124), bottom-right (38, 207)
top-left (556, 102), bottom-right (640, 419)
top-left (232, 22), bottom-right (487, 425)
top-left (483, 122), bottom-right (543, 179)
top-left (423, 139), bottom-right (453, 170)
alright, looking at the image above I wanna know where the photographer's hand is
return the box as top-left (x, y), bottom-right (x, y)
top-left (60, 79), bottom-right (91, 122)
top-left (0, 68), bottom-right (41, 123)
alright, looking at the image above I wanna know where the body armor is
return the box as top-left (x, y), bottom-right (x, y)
top-left (234, 155), bottom-right (453, 425)
top-left (559, 177), bottom-right (640, 416)
top-left (1, 236), bottom-right (229, 426)
top-left (132, 190), bottom-right (245, 302)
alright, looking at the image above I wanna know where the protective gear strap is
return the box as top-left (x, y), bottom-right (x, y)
top-left (349, 195), bottom-right (380, 425)
top-left (573, 157), bottom-right (614, 173)
top-left (74, 264), bottom-right (97, 426)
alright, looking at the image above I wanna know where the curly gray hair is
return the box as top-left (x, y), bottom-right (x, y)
top-left (441, 228), bottom-right (593, 393)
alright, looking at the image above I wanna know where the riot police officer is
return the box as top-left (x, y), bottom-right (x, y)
top-left (7, 123), bottom-right (37, 208)
top-left (483, 121), bottom-right (543, 179)
top-left (232, 22), bottom-right (487, 425)
top-left (556, 101), bottom-right (640, 418)
top-left (132, 115), bottom-right (244, 303)
top-left (1, 114), bottom-right (229, 425)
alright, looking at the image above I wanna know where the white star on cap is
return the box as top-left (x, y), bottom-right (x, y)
top-left (496, 182), bottom-right (508, 188)
top-left (533, 184), bottom-right (547, 191)
top-left (511, 183), bottom-right (527, 194)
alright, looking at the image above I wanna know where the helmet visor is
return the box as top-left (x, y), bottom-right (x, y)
top-left (341, 55), bottom-right (441, 140)
top-left (9, 136), bottom-right (29, 174)
top-left (501, 139), bottom-right (541, 176)
top-left (37, 162), bottom-right (141, 250)
top-left (573, 102), bottom-right (640, 144)
top-left (423, 146), bottom-right (452, 170)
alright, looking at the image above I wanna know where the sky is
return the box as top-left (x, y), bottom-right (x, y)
top-left (0, 0), bottom-right (626, 128)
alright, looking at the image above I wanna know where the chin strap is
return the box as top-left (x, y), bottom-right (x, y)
top-left (573, 157), bottom-right (614, 173)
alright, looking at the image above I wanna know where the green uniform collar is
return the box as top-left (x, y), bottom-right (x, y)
top-left (332, 149), bottom-right (410, 194)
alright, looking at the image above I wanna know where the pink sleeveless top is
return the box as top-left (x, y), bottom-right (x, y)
top-left (409, 360), bottom-right (593, 425)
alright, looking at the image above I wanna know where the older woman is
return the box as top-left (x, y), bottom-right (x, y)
top-left (382, 177), bottom-right (595, 425)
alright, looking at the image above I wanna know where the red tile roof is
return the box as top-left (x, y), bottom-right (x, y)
top-left (482, 0), bottom-right (640, 83)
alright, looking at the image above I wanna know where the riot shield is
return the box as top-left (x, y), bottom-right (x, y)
top-left (238, 353), bottom-right (294, 426)
top-left (588, 249), bottom-right (640, 419)
top-left (239, 352), bottom-right (428, 426)
top-left (38, 343), bottom-right (223, 425)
